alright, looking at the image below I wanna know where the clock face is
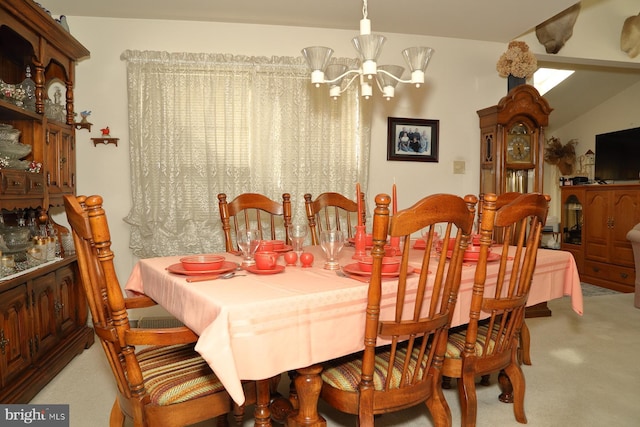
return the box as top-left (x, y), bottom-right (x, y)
top-left (507, 134), bottom-right (532, 163)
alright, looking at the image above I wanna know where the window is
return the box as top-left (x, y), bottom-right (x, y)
top-left (121, 50), bottom-right (371, 257)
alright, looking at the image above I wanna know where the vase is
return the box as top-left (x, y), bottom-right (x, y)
top-left (507, 74), bottom-right (526, 92)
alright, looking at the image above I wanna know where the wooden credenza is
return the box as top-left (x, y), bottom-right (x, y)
top-left (0, 257), bottom-right (94, 403)
top-left (560, 184), bottom-right (639, 292)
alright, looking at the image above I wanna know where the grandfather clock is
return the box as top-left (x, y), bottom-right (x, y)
top-left (477, 85), bottom-right (553, 196)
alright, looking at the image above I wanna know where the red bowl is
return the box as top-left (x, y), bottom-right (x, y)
top-left (180, 255), bottom-right (225, 271)
top-left (357, 256), bottom-right (401, 273)
top-left (266, 239), bottom-right (285, 250)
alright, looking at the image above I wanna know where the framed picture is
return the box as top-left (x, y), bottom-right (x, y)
top-left (387, 117), bottom-right (439, 162)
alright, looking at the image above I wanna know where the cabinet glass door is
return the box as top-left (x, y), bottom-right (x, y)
top-left (563, 195), bottom-right (582, 245)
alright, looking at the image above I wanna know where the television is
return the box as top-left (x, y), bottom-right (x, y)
top-left (594, 126), bottom-right (640, 182)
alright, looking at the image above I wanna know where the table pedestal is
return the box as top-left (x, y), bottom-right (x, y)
top-left (286, 365), bottom-right (326, 427)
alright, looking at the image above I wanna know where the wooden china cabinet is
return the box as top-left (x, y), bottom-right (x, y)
top-left (477, 84), bottom-right (552, 197)
top-left (0, 0), bottom-right (94, 403)
top-left (477, 85), bottom-right (553, 317)
top-left (560, 184), bottom-right (639, 292)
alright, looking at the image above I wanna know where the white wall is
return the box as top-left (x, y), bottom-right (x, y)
top-left (49, 0), bottom-right (639, 282)
top-left (50, 17), bottom-right (505, 280)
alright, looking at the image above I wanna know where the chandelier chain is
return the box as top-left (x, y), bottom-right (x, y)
top-left (362, 0), bottom-right (368, 20)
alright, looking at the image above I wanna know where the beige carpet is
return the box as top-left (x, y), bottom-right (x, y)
top-left (31, 292), bottom-right (640, 426)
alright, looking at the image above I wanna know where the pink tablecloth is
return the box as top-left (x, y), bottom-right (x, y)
top-left (125, 245), bottom-right (582, 405)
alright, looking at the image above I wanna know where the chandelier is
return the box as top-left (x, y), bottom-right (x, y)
top-left (301, 0), bottom-right (434, 100)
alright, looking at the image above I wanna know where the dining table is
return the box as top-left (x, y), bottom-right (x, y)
top-left (125, 242), bottom-right (583, 427)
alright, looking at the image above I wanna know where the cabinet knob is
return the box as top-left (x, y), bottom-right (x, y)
top-left (54, 300), bottom-right (65, 314)
top-left (620, 273), bottom-right (628, 279)
top-left (0, 330), bottom-right (9, 354)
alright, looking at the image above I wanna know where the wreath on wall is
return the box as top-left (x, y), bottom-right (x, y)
top-left (544, 136), bottom-right (578, 175)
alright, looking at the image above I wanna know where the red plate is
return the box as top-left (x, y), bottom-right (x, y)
top-left (445, 251), bottom-right (501, 262)
top-left (342, 263), bottom-right (416, 278)
top-left (273, 245), bottom-right (293, 253)
top-left (167, 261), bottom-right (238, 276)
top-left (244, 264), bottom-right (285, 275)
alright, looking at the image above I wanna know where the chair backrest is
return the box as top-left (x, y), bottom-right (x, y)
top-left (464, 192), bottom-right (549, 365)
top-left (218, 192), bottom-right (292, 252)
top-left (478, 192), bottom-right (522, 244)
top-left (304, 192), bottom-right (365, 245)
top-left (63, 195), bottom-right (138, 404)
top-left (360, 193), bottom-right (477, 416)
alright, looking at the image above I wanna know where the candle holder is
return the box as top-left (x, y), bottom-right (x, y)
top-left (353, 224), bottom-right (367, 260)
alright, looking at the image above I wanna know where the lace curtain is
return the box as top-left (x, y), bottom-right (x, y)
top-left (121, 50), bottom-right (371, 258)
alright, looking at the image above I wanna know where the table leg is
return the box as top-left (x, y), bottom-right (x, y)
top-left (286, 365), bottom-right (326, 427)
top-left (254, 379), bottom-right (273, 427)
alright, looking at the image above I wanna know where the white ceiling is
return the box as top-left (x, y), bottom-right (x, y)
top-left (37, 0), bottom-right (577, 43)
top-left (37, 0), bottom-right (640, 129)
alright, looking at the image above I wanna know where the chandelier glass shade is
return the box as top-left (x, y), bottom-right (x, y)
top-left (301, 0), bottom-right (434, 100)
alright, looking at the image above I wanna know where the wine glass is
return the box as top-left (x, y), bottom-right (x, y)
top-left (237, 229), bottom-right (260, 266)
top-left (421, 224), bottom-right (442, 253)
top-left (288, 224), bottom-right (308, 257)
top-left (319, 229), bottom-right (345, 270)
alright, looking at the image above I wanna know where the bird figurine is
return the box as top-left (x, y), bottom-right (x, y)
top-left (57, 15), bottom-right (70, 32)
top-left (100, 126), bottom-right (110, 137)
top-left (80, 110), bottom-right (91, 123)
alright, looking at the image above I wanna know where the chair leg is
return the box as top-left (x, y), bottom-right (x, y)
top-left (479, 374), bottom-right (491, 386)
top-left (519, 321), bottom-right (532, 365)
top-left (457, 371), bottom-right (478, 427)
top-left (504, 363), bottom-right (527, 424)
top-left (216, 414), bottom-right (231, 427)
top-left (426, 377), bottom-right (453, 427)
top-left (231, 403), bottom-right (244, 426)
top-left (109, 399), bottom-right (125, 427)
top-left (441, 375), bottom-right (453, 389)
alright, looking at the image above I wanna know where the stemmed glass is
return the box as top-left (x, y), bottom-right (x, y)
top-left (319, 229), bottom-right (345, 270)
top-left (237, 229), bottom-right (260, 266)
top-left (421, 224), bottom-right (442, 254)
top-left (288, 224), bottom-right (308, 257)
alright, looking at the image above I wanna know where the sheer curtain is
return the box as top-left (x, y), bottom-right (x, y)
top-left (121, 50), bottom-right (371, 258)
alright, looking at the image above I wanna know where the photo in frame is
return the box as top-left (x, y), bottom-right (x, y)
top-left (387, 117), bottom-right (439, 162)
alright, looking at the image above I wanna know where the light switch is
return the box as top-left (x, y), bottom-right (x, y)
top-left (453, 160), bottom-right (465, 174)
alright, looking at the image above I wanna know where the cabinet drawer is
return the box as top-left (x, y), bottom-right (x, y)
top-left (26, 173), bottom-right (45, 195)
top-left (583, 260), bottom-right (635, 287)
top-left (1, 170), bottom-right (27, 195)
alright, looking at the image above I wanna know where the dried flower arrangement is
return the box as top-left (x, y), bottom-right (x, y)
top-left (544, 136), bottom-right (578, 175)
top-left (496, 41), bottom-right (538, 78)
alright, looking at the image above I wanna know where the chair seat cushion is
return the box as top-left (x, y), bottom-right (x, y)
top-left (446, 324), bottom-right (499, 359)
top-left (137, 344), bottom-right (225, 405)
top-left (321, 345), bottom-right (427, 392)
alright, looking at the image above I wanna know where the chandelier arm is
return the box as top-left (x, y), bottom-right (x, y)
top-left (339, 72), bottom-right (362, 93)
top-left (376, 69), bottom-right (412, 84)
top-left (323, 69), bottom-right (360, 85)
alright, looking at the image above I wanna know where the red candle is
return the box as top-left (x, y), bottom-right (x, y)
top-left (356, 183), bottom-right (363, 226)
top-left (392, 184), bottom-right (397, 214)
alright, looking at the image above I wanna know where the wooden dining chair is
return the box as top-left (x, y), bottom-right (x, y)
top-left (218, 192), bottom-right (292, 252)
top-left (441, 192), bottom-right (549, 427)
top-left (64, 194), bottom-right (257, 427)
top-left (304, 192), bottom-right (365, 245)
top-left (320, 193), bottom-right (478, 427)
top-left (478, 191), bottom-right (534, 366)
top-left (478, 192), bottom-right (521, 243)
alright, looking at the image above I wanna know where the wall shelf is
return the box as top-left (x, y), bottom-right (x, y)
top-left (74, 121), bottom-right (92, 131)
top-left (91, 137), bottom-right (118, 147)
